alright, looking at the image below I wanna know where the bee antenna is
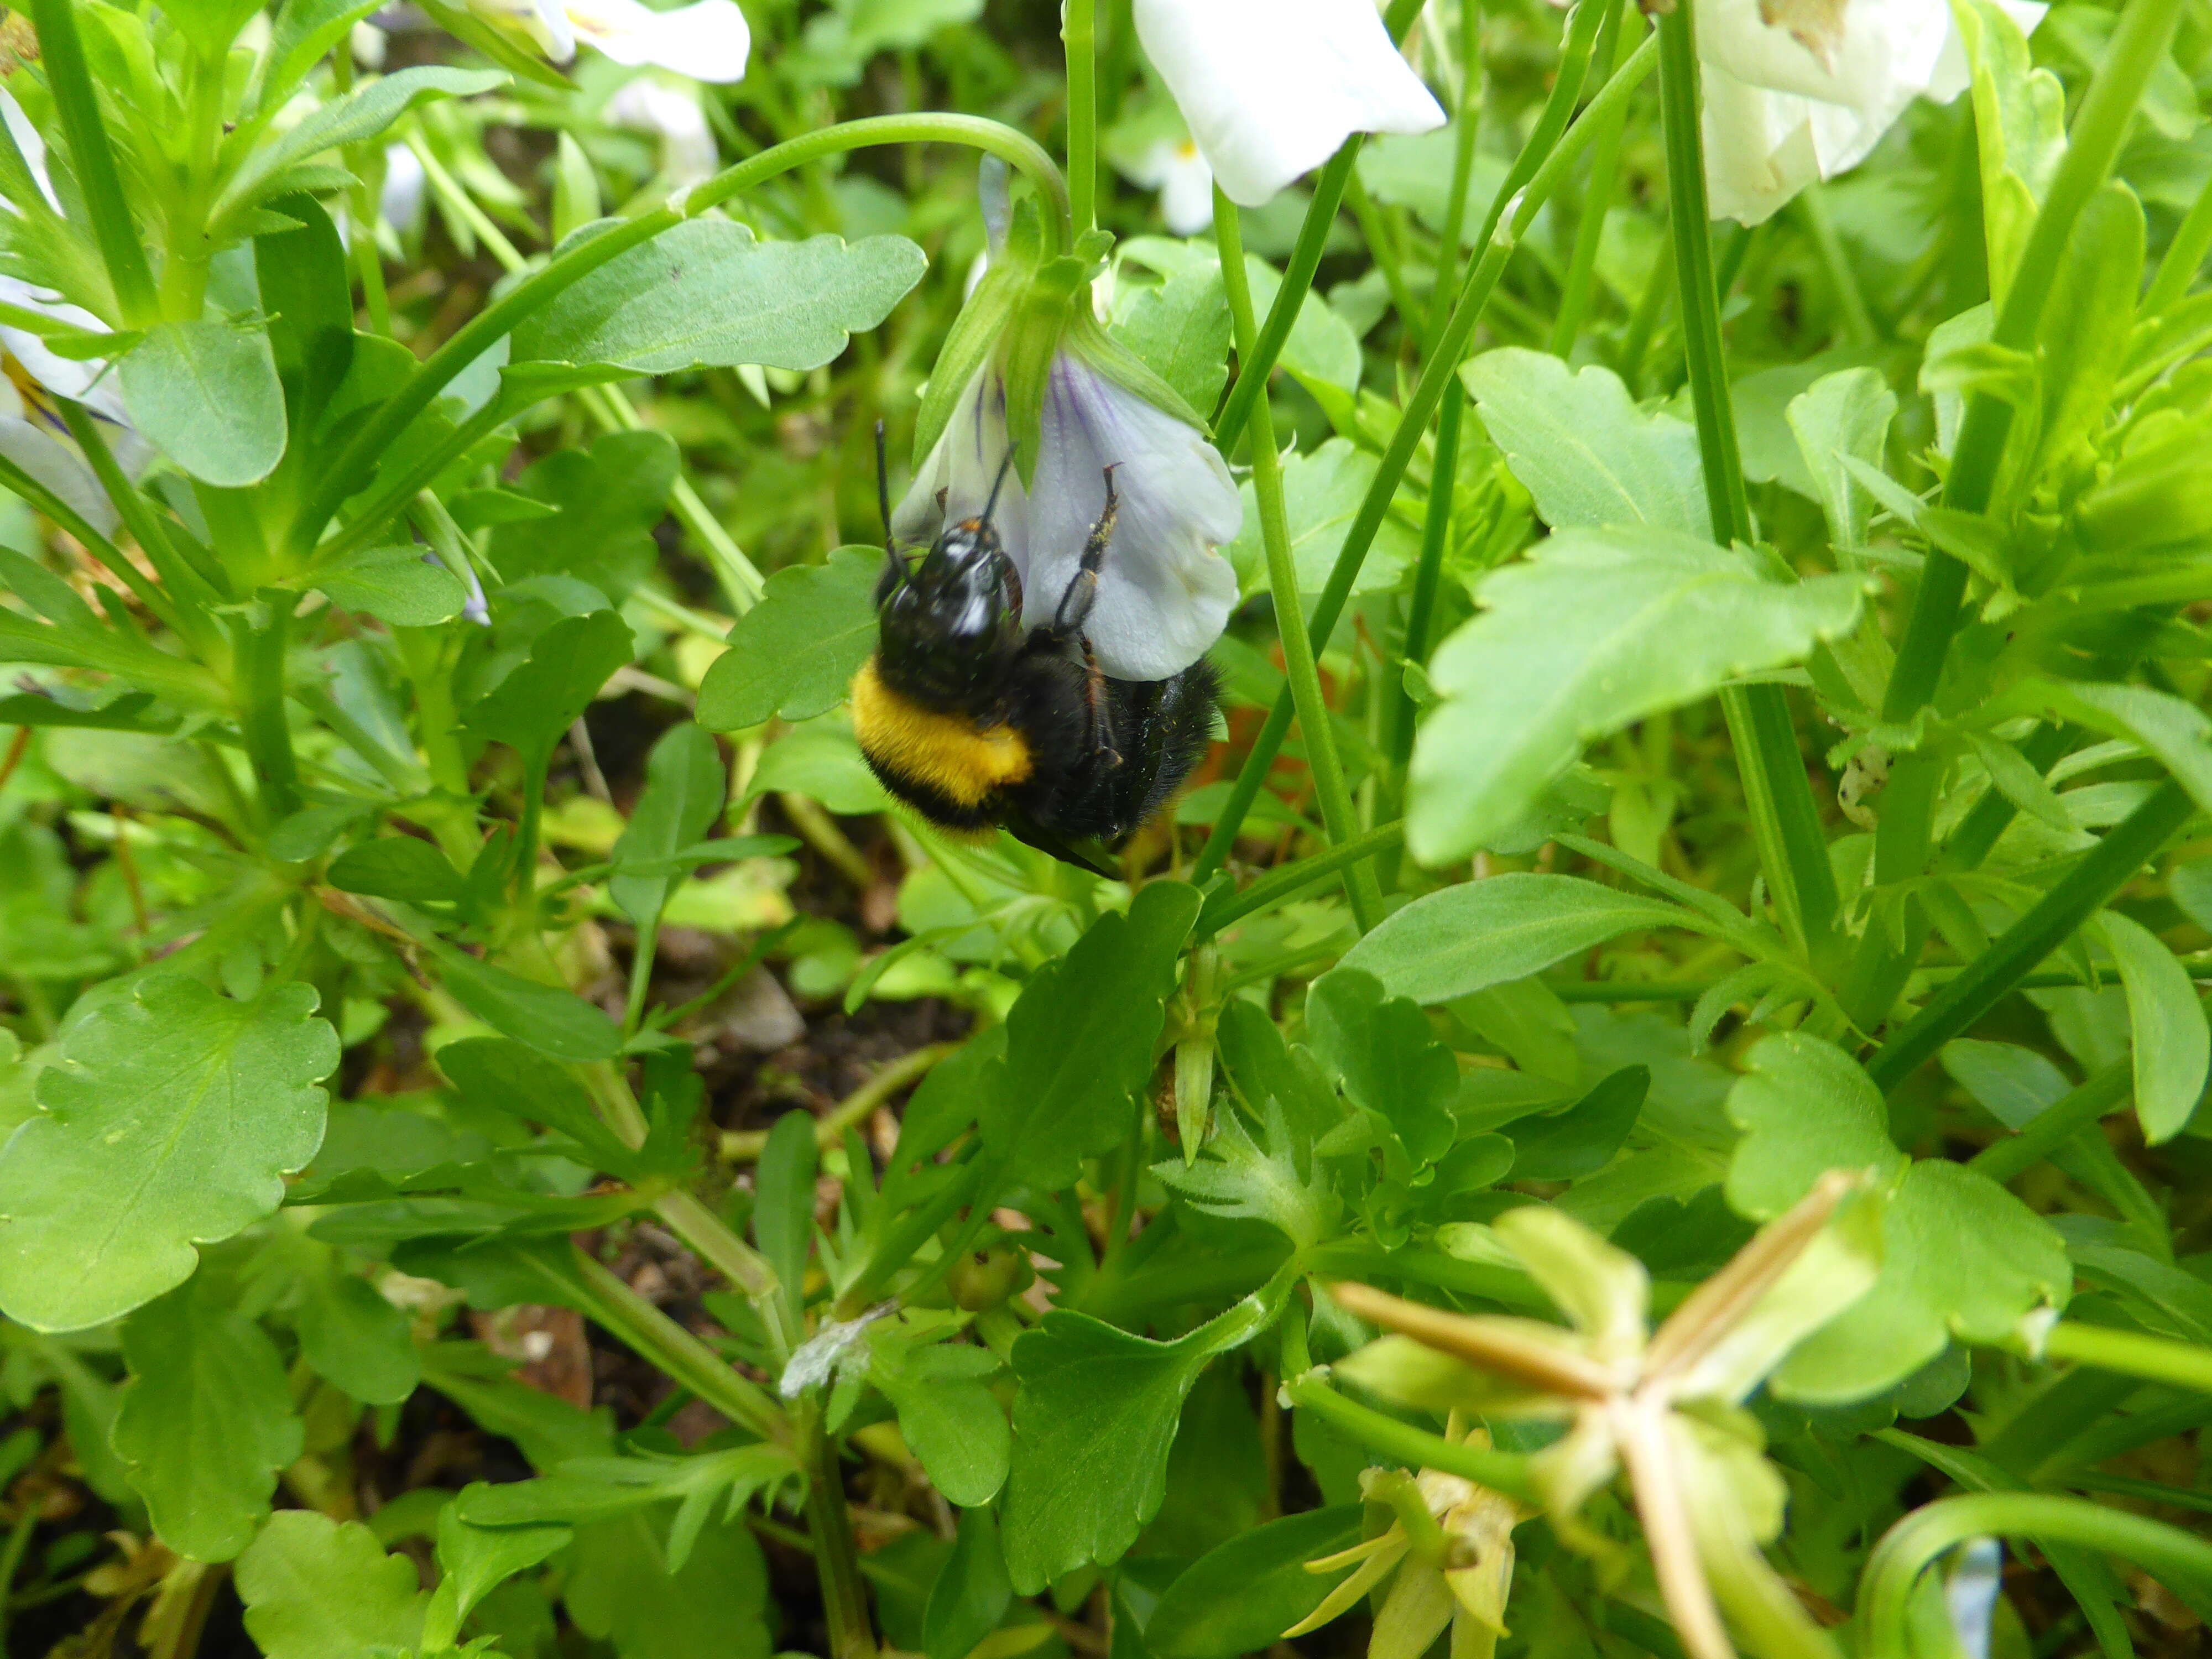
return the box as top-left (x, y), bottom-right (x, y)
top-left (874, 419), bottom-right (893, 557)
top-left (980, 447), bottom-right (1017, 529)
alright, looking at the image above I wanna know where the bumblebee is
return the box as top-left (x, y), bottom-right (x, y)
top-left (851, 435), bottom-right (1218, 867)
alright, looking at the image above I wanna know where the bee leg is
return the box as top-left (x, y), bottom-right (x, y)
top-left (1081, 637), bottom-right (1121, 769)
top-left (1051, 465), bottom-right (1121, 640)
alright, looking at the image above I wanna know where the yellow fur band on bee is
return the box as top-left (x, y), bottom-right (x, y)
top-left (849, 659), bottom-right (1033, 807)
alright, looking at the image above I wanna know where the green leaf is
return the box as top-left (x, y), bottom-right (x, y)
top-left (1114, 263), bottom-right (1231, 416)
top-left (1726, 1034), bottom-right (1905, 1220)
top-left (1146, 1505), bottom-right (1364, 1658)
top-left (1955, 0), bottom-right (2066, 296)
top-left (486, 431), bottom-right (678, 603)
top-left (1000, 1273), bottom-right (1285, 1593)
top-left (2011, 679), bottom-right (2212, 820)
top-left (1773, 1160), bottom-right (2071, 1404)
top-left (1786, 368), bottom-right (1897, 550)
top-left (117, 320), bottom-right (288, 488)
top-left (1461, 348), bottom-right (1711, 538)
top-left (113, 1283), bottom-right (305, 1561)
top-left (611, 723), bottom-right (727, 926)
top-left (696, 546), bottom-right (880, 731)
top-left (876, 1341), bottom-right (1010, 1509)
top-left (742, 719), bottom-right (891, 815)
top-left (753, 1109), bottom-right (817, 1327)
top-left (327, 834), bottom-right (468, 904)
top-left (424, 945), bottom-right (624, 1063)
top-left (1408, 529), bottom-right (1864, 863)
top-left (256, 192), bottom-right (355, 432)
top-left (1339, 873), bottom-right (1709, 1006)
top-left (314, 546), bottom-right (469, 627)
top-left (923, 1507), bottom-right (1013, 1659)
top-left (215, 65), bottom-right (507, 221)
top-left (514, 220), bottom-right (928, 374)
top-left (1509, 1063), bottom-right (1648, 1181)
top-left (2098, 910), bottom-right (2209, 1144)
top-left (296, 1272), bottom-right (421, 1406)
top-left (424, 1497), bottom-right (571, 1650)
top-left (2028, 183), bottom-right (2142, 481)
top-left (467, 609), bottom-right (634, 763)
top-left (979, 881), bottom-right (1202, 1194)
top-left (1225, 437), bottom-right (1423, 601)
top-left (564, 1510), bottom-right (772, 1659)
top-left (1306, 967), bottom-right (1455, 1164)
top-left (236, 1510), bottom-right (427, 1659)
top-left (432, 1035), bottom-right (638, 1168)
top-left (0, 977), bottom-right (337, 1331)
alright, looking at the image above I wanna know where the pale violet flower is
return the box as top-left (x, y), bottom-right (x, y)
top-left (1699, 0), bottom-right (2046, 223)
top-left (1128, 137), bottom-right (1217, 236)
top-left (606, 77), bottom-right (718, 188)
top-left (0, 278), bottom-right (148, 534)
top-left (467, 0), bottom-right (749, 81)
top-left (894, 358), bottom-right (1242, 683)
top-left (379, 141), bottom-right (427, 234)
top-left (1132, 0), bottom-right (1444, 208)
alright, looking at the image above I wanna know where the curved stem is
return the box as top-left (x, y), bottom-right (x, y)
top-left (2041, 1320), bottom-right (2212, 1394)
top-left (1858, 1493), bottom-right (2212, 1651)
top-left (1063, 0), bottom-right (1097, 237)
top-left (298, 114), bottom-right (1068, 552)
top-left (1194, 820), bottom-right (1405, 939)
top-left (1282, 1372), bottom-right (1535, 1503)
top-left (1217, 187), bottom-right (1378, 931)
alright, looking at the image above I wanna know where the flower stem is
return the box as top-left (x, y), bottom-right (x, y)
top-left (2039, 1321), bottom-right (2212, 1394)
top-left (2145, 163), bottom-right (2212, 314)
top-left (1967, 1060), bottom-right (2131, 1183)
top-left (1866, 779), bottom-right (2195, 1089)
top-left (1193, 19), bottom-right (1655, 882)
top-left (1210, 0), bottom-right (1430, 451)
top-left (1282, 1372), bottom-right (1535, 1502)
top-left (29, 0), bottom-right (158, 326)
top-left (1217, 189), bottom-right (1380, 929)
top-left (1420, 4), bottom-right (1488, 352)
top-left (798, 1403), bottom-right (877, 1659)
top-left (1385, 380), bottom-right (1460, 775)
top-left (1195, 820), bottom-right (1405, 938)
top-left (1063, 0), bottom-right (1097, 237)
top-left (233, 601), bottom-right (299, 826)
top-left (1655, 0), bottom-right (1838, 965)
top-left (1548, 10), bottom-right (1641, 356)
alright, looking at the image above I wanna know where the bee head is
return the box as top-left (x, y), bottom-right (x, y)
top-left (875, 454), bottom-right (1025, 707)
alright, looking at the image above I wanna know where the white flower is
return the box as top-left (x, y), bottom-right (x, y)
top-left (380, 142), bottom-right (427, 234)
top-left (1128, 137), bottom-right (1217, 236)
top-left (0, 278), bottom-right (148, 534)
top-left (894, 357), bottom-right (1243, 683)
top-left (1132, 0), bottom-right (1445, 208)
top-left (466, 0), bottom-right (749, 81)
top-left (1698, 0), bottom-right (2046, 224)
top-left (606, 77), bottom-right (718, 188)
top-left (0, 87), bottom-right (60, 214)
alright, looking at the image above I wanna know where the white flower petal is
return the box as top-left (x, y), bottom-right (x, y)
top-left (380, 142), bottom-right (427, 233)
top-left (468, 0), bottom-right (577, 61)
top-left (1130, 139), bottom-right (1217, 235)
top-left (893, 358), bottom-right (1242, 682)
top-left (1697, 0), bottom-right (2045, 223)
top-left (0, 88), bottom-right (59, 215)
top-left (1133, 0), bottom-right (1444, 208)
top-left (607, 78), bottom-right (718, 185)
top-left (564, 0), bottom-right (749, 81)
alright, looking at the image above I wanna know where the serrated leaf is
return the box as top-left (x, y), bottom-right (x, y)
top-left (0, 977), bottom-right (337, 1331)
top-left (696, 546), bottom-right (881, 731)
top-left (515, 220), bottom-right (927, 374)
top-left (1113, 263), bottom-right (1231, 415)
top-left (113, 1283), bottom-right (305, 1561)
top-left (432, 1035), bottom-right (638, 1168)
top-left (979, 881), bottom-right (1202, 1194)
top-left (117, 321), bottom-right (288, 488)
top-left (296, 1271), bottom-right (420, 1405)
top-left (2098, 909), bottom-right (2210, 1144)
top-left (1340, 873), bottom-right (1712, 1006)
top-left (1224, 437), bottom-right (1423, 599)
top-left (2012, 678), bottom-right (2212, 819)
top-left (1408, 529), bottom-right (1863, 863)
top-left (236, 1510), bottom-right (427, 1658)
top-left (1306, 967), bottom-right (1455, 1165)
top-left (485, 430), bottom-right (677, 603)
top-left (1462, 348), bottom-right (1710, 538)
top-left (1725, 1033), bottom-right (1904, 1221)
top-left (328, 834), bottom-right (468, 904)
top-left (1786, 367), bottom-right (1897, 550)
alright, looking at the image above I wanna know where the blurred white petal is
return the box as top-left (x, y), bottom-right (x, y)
top-left (351, 19), bottom-right (388, 66)
top-left (1133, 0), bottom-right (1444, 208)
top-left (1698, 0), bottom-right (2047, 223)
top-left (607, 77), bottom-right (718, 186)
top-left (380, 142), bottom-right (427, 233)
top-left (466, 0), bottom-right (577, 61)
top-left (895, 358), bottom-right (1242, 682)
top-left (1129, 138), bottom-right (1217, 235)
top-left (563, 0), bottom-right (749, 80)
top-left (0, 87), bottom-right (59, 214)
